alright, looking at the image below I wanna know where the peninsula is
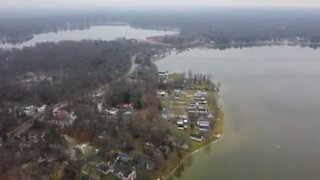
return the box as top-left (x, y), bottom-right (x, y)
top-left (0, 40), bottom-right (223, 179)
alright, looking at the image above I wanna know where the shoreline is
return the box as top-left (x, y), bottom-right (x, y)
top-left (159, 90), bottom-right (225, 179)
top-left (162, 132), bottom-right (224, 179)
top-left (154, 54), bottom-right (225, 179)
top-left (148, 35), bottom-right (320, 51)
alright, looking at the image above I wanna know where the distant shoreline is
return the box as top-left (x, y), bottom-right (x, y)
top-left (0, 24), bottom-right (178, 48)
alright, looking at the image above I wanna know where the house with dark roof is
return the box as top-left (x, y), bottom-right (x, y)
top-left (134, 157), bottom-right (155, 170)
top-left (114, 162), bottom-right (136, 180)
top-left (190, 133), bottom-right (204, 142)
top-left (97, 164), bottom-right (112, 175)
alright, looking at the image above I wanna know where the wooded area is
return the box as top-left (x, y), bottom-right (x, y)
top-left (0, 40), bottom-right (153, 135)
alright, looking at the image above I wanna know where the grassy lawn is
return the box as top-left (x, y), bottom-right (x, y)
top-left (212, 109), bottom-right (224, 136)
top-left (192, 80), bottom-right (211, 90)
top-left (170, 101), bottom-right (187, 107)
top-left (64, 134), bottom-right (81, 147)
top-left (169, 90), bottom-right (194, 118)
top-left (51, 162), bottom-right (67, 180)
top-left (190, 141), bottom-right (207, 152)
top-left (171, 127), bottom-right (190, 143)
top-left (170, 106), bottom-right (187, 118)
top-left (170, 120), bottom-right (211, 152)
top-left (102, 174), bottom-right (118, 180)
top-left (81, 161), bottom-right (101, 179)
top-left (160, 94), bottom-right (167, 107)
top-left (22, 161), bottom-right (67, 179)
top-left (131, 139), bottom-right (147, 156)
top-left (169, 73), bottom-right (184, 82)
top-left (22, 162), bottom-right (39, 175)
top-left (207, 91), bottom-right (224, 137)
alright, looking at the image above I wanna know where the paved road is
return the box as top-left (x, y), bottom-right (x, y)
top-left (92, 54), bottom-right (138, 98)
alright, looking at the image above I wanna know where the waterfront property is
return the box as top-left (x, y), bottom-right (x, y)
top-left (155, 46), bottom-right (320, 180)
top-left (158, 71), bottom-right (221, 145)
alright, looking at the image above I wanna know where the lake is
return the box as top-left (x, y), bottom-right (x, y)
top-left (0, 25), bottom-right (177, 49)
top-left (156, 46), bottom-right (320, 180)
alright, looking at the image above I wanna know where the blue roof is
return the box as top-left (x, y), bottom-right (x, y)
top-left (119, 153), bottom-right (133, 162)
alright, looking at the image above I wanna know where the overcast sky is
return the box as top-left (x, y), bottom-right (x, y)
top-left (2, 0), bottom-right (320, 9)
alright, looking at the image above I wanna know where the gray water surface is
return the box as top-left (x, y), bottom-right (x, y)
top-left (0, 25), bottom-right (177, 49)
top-left (156, 46), bottom-right (320, 180)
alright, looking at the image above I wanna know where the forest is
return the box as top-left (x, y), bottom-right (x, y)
top-left (0, 39), bottom-right (153, 135)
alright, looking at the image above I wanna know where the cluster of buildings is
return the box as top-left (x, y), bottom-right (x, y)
top-left (18, 131), bottom-right (46, 151)
top-left (158, 71), bottom-right (169, 84)
top-left (19, 72), bottom-right (53, 87)
top-left (81, 150), bottom-right (155, 180)
top-left (176, 119), bottom-right (188, 130)
top-left (98, 102), bottom-right (135, 121)
top-left (174, 90), bottom-right (214, 142)
top-left (157, 70), bottom-right (216, 143)
top-left (19, 104), bottom-right (47, 117)
top-left (4, 102), bottom-right (77, 142)
top-left (2, 104), bottom-right (47, 140)
top-left (51, 103), bottom-right (76, 127)
top-left (189, 91), bottom-right (214, 141)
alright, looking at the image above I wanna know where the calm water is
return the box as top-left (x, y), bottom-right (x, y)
top-left (156, 46), bottom-right (320, 180)
top-left (0, 25), bottom-right (177, 49)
